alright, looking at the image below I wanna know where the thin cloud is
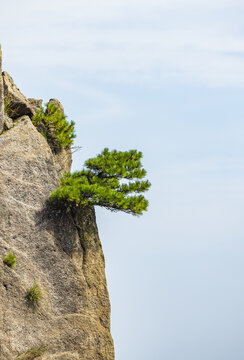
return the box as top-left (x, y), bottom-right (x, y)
top-left (1, 1), bottom-right (244, 86)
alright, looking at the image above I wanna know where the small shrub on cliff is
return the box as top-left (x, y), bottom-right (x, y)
top-left (27, 281), bottom-right (43, 306)
top-left (3, 252), bottom-right (16, 268)
top-left (32, 102), bottom-right (75, 152)
top-left (16, 345), bottom-right (48, 359)
top-left (4, 94), bottom-right (11, 116)
top-left (50, 148), bottom-right (151, 216)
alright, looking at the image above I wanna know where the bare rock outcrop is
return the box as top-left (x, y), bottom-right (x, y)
top-left (0, 61), bottom-right (114, 358)
top-left (1, 66), bottom-right (71, 177)
top-left (2, 71), bottom-right (42, 119)
top-left (3, 114), bottom-right (13, 130)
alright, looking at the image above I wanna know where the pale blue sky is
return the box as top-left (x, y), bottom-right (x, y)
top-left (1, 1), bottom-right (244, 359)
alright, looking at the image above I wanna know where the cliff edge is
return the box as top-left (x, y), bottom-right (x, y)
top-left (0, 48), bottom-right (114, 360)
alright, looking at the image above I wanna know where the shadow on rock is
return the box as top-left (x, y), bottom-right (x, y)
top-left (34, 200), bottom-right (81, 257)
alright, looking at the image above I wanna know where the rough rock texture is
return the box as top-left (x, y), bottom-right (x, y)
top-left (0, 47), bottom-right (3, 134)
top-left (0, 109), bottom-right (114, 357)
top-left (2, 71), bottom-right (42, 119)
top-left (2, 69), bottom-right (71, 178)
top-left (3, 114), bottom-right (13, 130)
top-left (53, 146), bottom-right (73, 178)
top-left (28, 98), bottom-right (43, 112)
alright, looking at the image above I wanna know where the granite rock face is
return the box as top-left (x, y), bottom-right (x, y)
top-left (3, 114), bottom-right (13, 130)
top-left (0, 47), bottom-right (4, 134)
top-left (0, 68), bottom-right (114, 358)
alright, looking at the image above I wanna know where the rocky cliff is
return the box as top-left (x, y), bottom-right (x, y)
top-left (0, 47), bottom-right (114, 360)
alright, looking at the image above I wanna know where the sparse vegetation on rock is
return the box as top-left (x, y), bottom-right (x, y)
top-left (4, 93), bottom-right (11, 116)
top-left (27, 281), bottom-right (43, 306)
top-left (3, 252), bottom-right (16, 268)
top-left (50, 148), bottom-right (151, 215)
top-left (15, 345), bottom-right (48, 359)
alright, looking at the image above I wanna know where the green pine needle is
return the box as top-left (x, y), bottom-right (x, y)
top-left (32, 102), bottom-right (76, 152)
top-left (50, 148), bottom-right (151, 216)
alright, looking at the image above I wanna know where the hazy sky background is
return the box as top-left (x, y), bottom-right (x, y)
top-left (1, 1), bottom-right (244, 359)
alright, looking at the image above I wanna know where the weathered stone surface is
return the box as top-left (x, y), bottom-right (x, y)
top-left (28, 98), bottom-right (43, 114)
top-left (0, 46), bottom-right (4, 134)
top-left (0, 117), bottom-right (114, 359)
top-left (3, 114), bottom-right (13, 130)
top-left (53, 146), bottom-right (72, 177)
top-left (2, 72), bottom-right (42, 119)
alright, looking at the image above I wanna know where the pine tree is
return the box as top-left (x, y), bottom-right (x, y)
top-left (32, 102), bottom-right (76, 152)
top-left (50, 148), bottom-right (151, 216)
